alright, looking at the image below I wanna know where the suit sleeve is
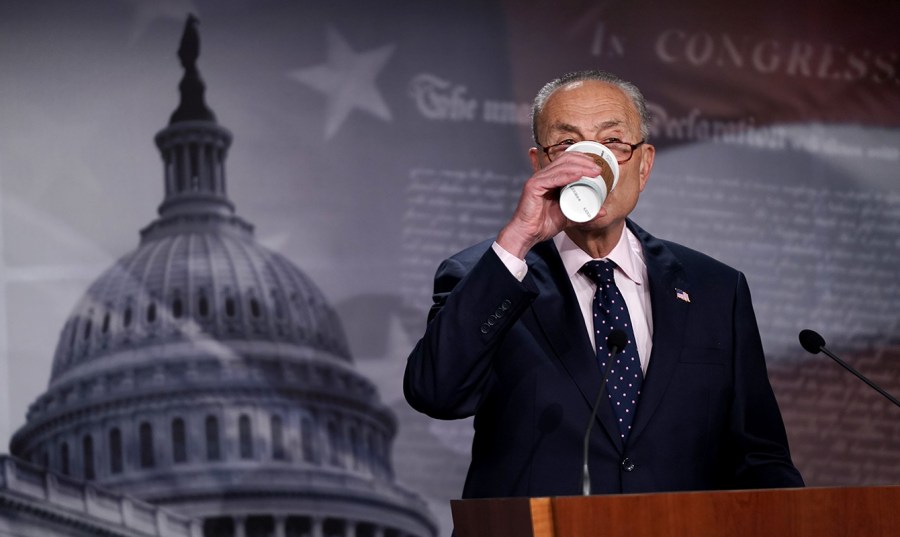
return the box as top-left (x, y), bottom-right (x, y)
top-left (403, 246), bottom-right (539, 420)
top-left (729, 271), bottom-right (805, 488)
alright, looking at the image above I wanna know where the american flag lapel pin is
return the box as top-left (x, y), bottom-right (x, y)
top-left (675, 288), bottom-right (691, 303)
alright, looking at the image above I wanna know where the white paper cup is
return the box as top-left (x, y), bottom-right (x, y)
top-left (558, 141), bottom-right (619, 223)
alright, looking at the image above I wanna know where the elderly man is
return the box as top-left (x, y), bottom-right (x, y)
top-left (404, 70), bottom-right (804, 498)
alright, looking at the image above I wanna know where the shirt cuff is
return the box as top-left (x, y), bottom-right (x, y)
top-left (491, 241), bottom-right (528, 282)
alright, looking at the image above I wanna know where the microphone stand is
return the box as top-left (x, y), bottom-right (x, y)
top-left (800, 329), bottom-right (900, 409)
top-left (582, 340), bottom-right (622, 496)
top-left (817, 346), bottom-right (900, 408)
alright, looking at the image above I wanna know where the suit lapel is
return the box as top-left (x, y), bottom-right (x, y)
top-left (527, 240), bottom-right (625, 453)
top-left (625, 220), bottom-right (690, 445)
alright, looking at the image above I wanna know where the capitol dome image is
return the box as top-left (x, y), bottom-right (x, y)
top-left (7, 15), bottom-right (436, 537)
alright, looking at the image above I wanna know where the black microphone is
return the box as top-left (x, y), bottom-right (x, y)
top-left (799, 329), bottom-right (900, 409)
top-left (582, 329), bottom-right (628, 496)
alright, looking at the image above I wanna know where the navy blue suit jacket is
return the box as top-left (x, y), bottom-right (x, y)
top-left (404, 220), bottom-right (803, 498)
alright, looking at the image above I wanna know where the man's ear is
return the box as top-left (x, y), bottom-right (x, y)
top-left (637, 144), bottom-right (655, 192)
top-left (529, 146), bottom-right (541, 173)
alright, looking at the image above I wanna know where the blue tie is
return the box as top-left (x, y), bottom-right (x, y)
top-left (581, 260), bottom-right (644, 440)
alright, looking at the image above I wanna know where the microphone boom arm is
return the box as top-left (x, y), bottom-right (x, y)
top-left (818, 346), bottom-right (900, 409)
top-left (800, 329), bottom-right (900, 409)
top-left (582, 356), bottom-right (615, 496)
top-left (582, 329), bottom-right (629, 496)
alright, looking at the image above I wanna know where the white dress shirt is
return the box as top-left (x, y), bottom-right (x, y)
top-left (492, 227), bottom-right (654, 373)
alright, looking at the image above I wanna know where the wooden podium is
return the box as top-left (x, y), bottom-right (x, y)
top-left (451, 486), bottom-right (900, 537)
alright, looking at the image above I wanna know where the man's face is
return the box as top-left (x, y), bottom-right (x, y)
top-left (529, 80), bottom-right (655, 233)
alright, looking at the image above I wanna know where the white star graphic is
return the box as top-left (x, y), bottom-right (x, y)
top-left (289, 26), bottom-right (395, 139)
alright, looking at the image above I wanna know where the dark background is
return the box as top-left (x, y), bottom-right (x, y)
top-left (1, 2), bottom-right (897, 535)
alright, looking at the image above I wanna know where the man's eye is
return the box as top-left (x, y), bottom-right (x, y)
top-left (558, 139), bottom-right (577, 146)
top-left (602, 138), bottom-right (623, 144)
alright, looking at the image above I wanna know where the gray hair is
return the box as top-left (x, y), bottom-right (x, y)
top-left (531, 70), bottom-right (650, 144)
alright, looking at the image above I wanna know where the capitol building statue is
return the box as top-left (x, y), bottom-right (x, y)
top-left (6, 15), bottom-right (435, 537)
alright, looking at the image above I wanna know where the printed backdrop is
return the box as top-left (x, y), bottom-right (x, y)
top-left (1, 1), bottom-right (898, 535)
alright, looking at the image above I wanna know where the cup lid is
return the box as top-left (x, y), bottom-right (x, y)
top-left (564, 141), bottom-right (619, 191)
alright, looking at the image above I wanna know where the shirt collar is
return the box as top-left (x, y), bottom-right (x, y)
top-left (553, 225), bottom-right (646, 286)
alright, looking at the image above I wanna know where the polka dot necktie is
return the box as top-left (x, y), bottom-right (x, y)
top-left (581, 260), bottom-right (644, 441)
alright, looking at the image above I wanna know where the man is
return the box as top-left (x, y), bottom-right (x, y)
top-left (404, 70), bottom-right (804, 498)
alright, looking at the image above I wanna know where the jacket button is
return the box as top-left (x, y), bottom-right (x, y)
top-left (621, 458), bottom-right (635, 472)
top-left (500, 299), bottom-right (511, 311)
top-left (480, 323), bottom-right (490, 334)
